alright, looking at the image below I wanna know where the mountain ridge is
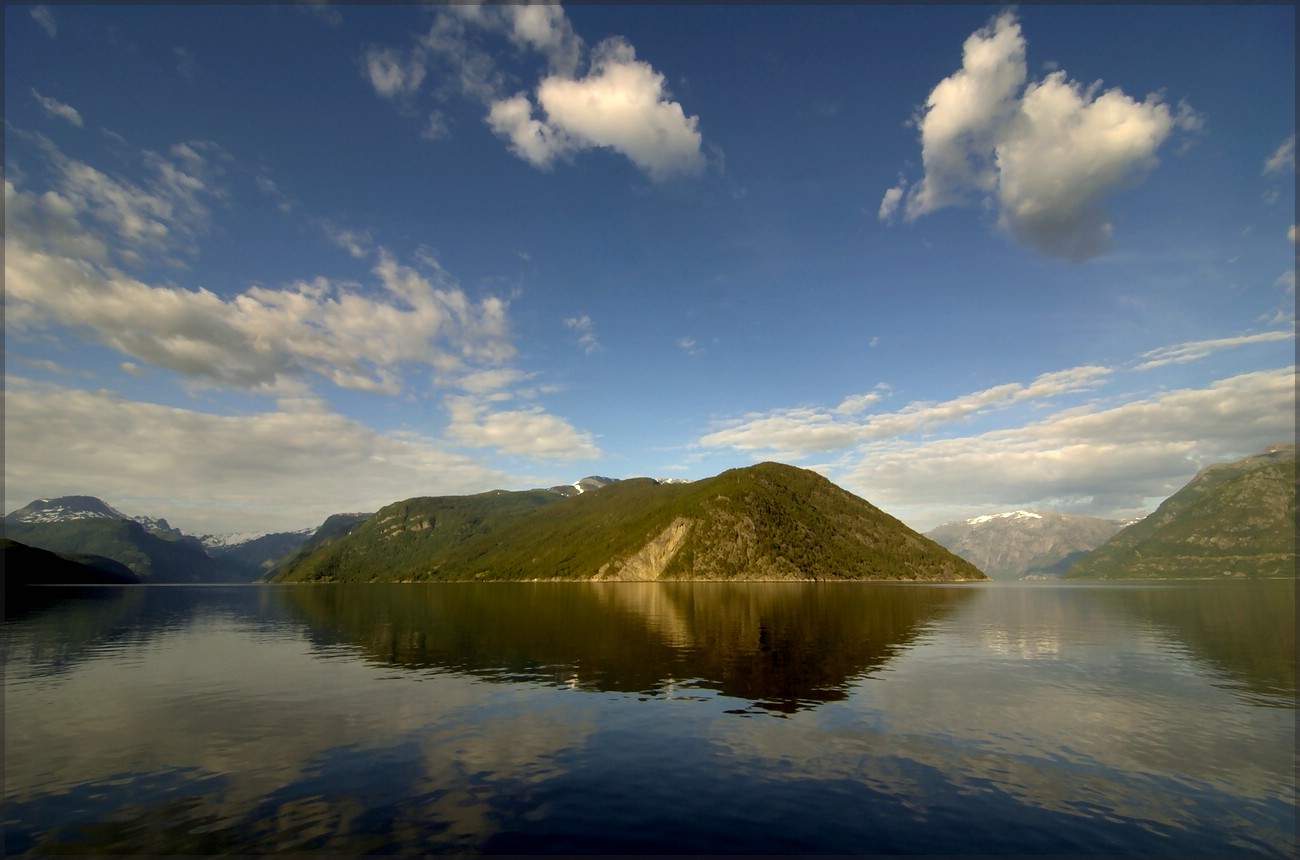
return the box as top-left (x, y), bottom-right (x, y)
top-left (1065, 445), bottom-right (1296, 579)
top-left (272, 462), bottom-right (986, 583)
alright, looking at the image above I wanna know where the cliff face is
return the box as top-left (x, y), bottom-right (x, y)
top-left (1066, 445), bottom-right (1297, 579)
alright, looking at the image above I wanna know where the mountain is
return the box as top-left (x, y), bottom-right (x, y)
top-left (547, 475), bottom-right (621, 497)
top-left (4, 495), bottom-right (256, 583)
top-left (1065, 445), bottom-right (1297, 579)
top-left (3, 538), bottom-right (140, 588)
top-left (269, 493), bottom-right (561, 582)
top-left (273, 462), bottom-right (986, 583)
top-left (202, 529), bottom-right (316, 577)
top-left (925, 510), bottom-right (1124, 580)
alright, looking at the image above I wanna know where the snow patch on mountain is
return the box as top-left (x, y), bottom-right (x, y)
top-left (198, 528), bottom-right (314, 550)
top-left (966, 510), bottom-right (1043, 525)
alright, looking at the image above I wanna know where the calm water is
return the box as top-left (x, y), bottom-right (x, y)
top-left (3, 581), bottom-right (1295, 856)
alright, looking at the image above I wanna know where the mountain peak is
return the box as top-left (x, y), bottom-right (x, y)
top-left (927, 510), bottom-right (1123, 580)
top-left (5, 495), bottom-right (131, 525)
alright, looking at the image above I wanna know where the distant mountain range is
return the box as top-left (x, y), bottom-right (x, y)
top-left (6, 447), bottom-right (1293, 584)
top-left (1064, 444), bottom-right (1296, 579)
top-left (925, 510), bottom-right (1125, 580)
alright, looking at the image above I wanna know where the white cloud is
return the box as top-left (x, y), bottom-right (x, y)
top-left (1263, 134), bottom-right (1295, 176)
top-left (4, 223), bottom-right (516, 394)
top-left (838, 366), bottom-right (1295, 529)
top-left (454, 368), bottom-right (536, 395)
top-left (30, 6), bottom-right (56, 37)
top-left (564, 314), bottom-right (601, 354)
top-left (878, 183), bottom-right (904, 221)
top-left (462, 1), bottom-right (583, 78)
top-left (1288, 224), bottom-right (1297, 244)
top-left (15, 134), bottom-right (228, 266)
top-left (1134, 330), bottom-right (1295, 370)
top-left (444, 394), bottom-right (601, 461)
top-left (996, 74), bottom-right (1180, 260)
top-left (527, 38), bottom-right (706, 181)
top-left (2, 378), bottom-right (512, 534)
top-left (320, 222), bottom-right (373, 259)
top-left (901, 11), bottom-right (1027, 219)
top-left (363, 45), bottom-right (427, 99)
top-left (401, 5), bottom-right (706, 181)
top-left (487, 93), bottom-right (575, 170)
top-left (700, 365), bottom-right (1111, 458)
top-left (881, 11), bottom-right (1196, 260)
top-left (32, 89), bottom-right (82, 127)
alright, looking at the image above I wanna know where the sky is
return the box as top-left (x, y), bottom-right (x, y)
top-left (4, 3), bottom-right (1295, 536)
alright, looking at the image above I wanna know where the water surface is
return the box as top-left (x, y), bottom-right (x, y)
top-left (3, 581), bottom-right (1294, 855)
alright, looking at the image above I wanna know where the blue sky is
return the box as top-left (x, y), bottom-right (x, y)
top-left (5, 3), bottom-right (1295, 535)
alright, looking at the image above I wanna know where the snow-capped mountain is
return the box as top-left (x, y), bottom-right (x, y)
top-left (4, 495), bottom-right (181, 536)
top-left (964, 510), bottom-right (1043, 525)
top-left (197, 528), bottom-right (314, 551)
top-left (548, 476), bottom-right (620, 497)
top-left (925, 510), bottom-right (1124, 580)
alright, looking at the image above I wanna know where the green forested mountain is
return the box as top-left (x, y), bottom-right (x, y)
top-left (256, 512), bottom-right (373, 582)
top-left (269, 492), bottom-right (562, 582)
top-left (1065, 445), bottom-right (1297, 579)
top-left (273, 462), bottom-right (986, 583)
top-left (2, 518), bottom-right (243, 583)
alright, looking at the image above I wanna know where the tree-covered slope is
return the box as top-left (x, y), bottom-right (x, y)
top-left (274, 463), bottom-right (986, 583)
top-left (2, 518), bottom-right (243, 583)
top-left (1065, 445), bottom-right (1297, 579)
top-left (271, 491), bottom-right (563, 582)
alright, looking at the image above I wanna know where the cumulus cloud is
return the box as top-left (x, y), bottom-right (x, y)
top-left (2, 378), bottom-right (513, 534)
top-left (444, 394), bottom-right (601, 461)
top-left (520, 37), bottom-right (706, 181)
top-left (32, 89), bottom-right (82, 127)
top-left (384, 3), bottom-right (706, 181)
top-left (5, 195), bottom-right (517, 394)
top-left (880, 11), bottom-right (1198, 260)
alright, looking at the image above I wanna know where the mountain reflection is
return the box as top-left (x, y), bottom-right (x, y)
top-left (281, 582), bottom-right (977, 712)
top-left (1096, 581), bottom-right (1295, 703)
